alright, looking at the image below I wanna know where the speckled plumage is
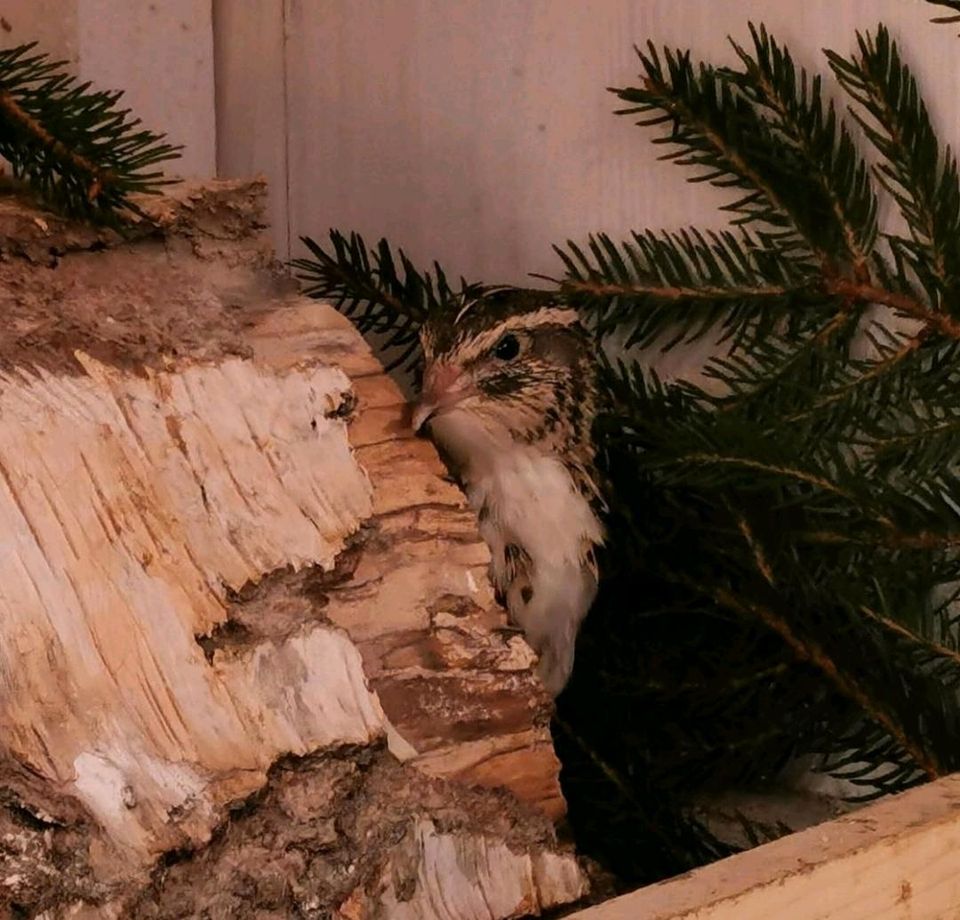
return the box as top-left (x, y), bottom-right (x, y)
top-left (413, 289), bottom-right (604, 695)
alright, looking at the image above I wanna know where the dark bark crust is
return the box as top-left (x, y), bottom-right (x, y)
top-left (128, 743), bottom-right (561, 920)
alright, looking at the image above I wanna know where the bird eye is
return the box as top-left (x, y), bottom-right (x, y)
top-left (492, 334), bottom-right (520, 361)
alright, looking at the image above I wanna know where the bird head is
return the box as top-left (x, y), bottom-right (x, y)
top-left (412, 289), bottom-right (597, 475)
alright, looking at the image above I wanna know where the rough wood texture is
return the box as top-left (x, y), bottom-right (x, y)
top-left (249, 304), bottom-right (566, 820)
top-left (0, 180), bottom-right (583, 918)
top-left (570, 773), bottom-right (960, 920)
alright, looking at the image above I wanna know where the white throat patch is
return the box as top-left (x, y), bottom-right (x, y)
top-left (429, 407), bottom-right (604, 694)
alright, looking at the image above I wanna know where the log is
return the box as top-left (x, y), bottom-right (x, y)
top-left (0, 180), bottom-right (586, 918)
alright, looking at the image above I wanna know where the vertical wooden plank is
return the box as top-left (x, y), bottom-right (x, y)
top-left (75, 0), bottom-right (217, 178)
top-left (284, 0), bottom-right (650, 283)
top-left (212, 0), bottom-right (289, 257)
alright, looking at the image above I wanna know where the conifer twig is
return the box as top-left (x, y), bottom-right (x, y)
top-left (858, 604), bottom-right (960, 664)
top-left (924, 0), bottom-right (960, 27)
top-left (0, 89), bottom-right (111, 200)
top-left (561, 278), bottom-right (792, 300)
top-left (827, 27), bottom-right (960, 298)
top-left (713, 587), bottom-right (941, 780)
top-left (787, 328), bottom-right (927, 422)
top-left (637, 73), bottom-right (792, 234)
top-left (824, 279), bottom-right (960, 338)
top-left (563, 274), bottom-right (960, 338)
top-left (0, 42), bottom-right (180, 221)
top-left (728, 24), bottom-right (877, 275)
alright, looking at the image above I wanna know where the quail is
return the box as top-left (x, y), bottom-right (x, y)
top-left (411, 289), bottom-right (605, 695)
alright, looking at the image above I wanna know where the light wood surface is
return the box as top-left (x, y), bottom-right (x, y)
top-left (1, 0), bottom-right (217, 178)
top-left (214, 1), bottom-right (960, 274)
top-left (213, 0), bottom-right (290, 252)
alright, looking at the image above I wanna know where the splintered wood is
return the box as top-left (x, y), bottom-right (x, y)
top-left (249, 302), bottom-right (567, 821)
top-left (0, 180), bottom-right (582, 918)
top-left (0, 354), bottom-right (381, 854)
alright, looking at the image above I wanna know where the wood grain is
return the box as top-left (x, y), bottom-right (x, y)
top-left (247, 299), bottom-right (567, 820)
top-left (77, 0), bottom-right (216, 177)
top-left (0, 182), bottom-right (583, 917)
top-left (0, 352), bottom-right (383, 858)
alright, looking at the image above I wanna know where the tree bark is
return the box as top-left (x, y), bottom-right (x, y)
top-left (0, 180), bottom-right (585, 918)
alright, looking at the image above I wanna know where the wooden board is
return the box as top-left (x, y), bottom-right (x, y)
top-left (212, 0), bottom-right (290, 255)
top-left (570, 773), bottom-right (960, 920)
top-left (75, 0), bottom-right (217, 178)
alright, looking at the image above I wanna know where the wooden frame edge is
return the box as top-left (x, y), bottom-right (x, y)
top-left (569, 773), bottom-right (960, 919)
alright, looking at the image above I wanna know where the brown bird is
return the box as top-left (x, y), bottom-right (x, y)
top-left (411, 289), bottom-right (605, 695)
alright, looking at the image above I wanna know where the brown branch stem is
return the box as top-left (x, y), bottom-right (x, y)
top-left (725, 511), bottom-right (941, 780)
top-left (825, 278), bottom-right (960, 339)
top-left (564, 277), bottom-right (960, 345)
top-left (560, 278), bottom-right (790, 300)
top-left (680, 453), bottom-right (852, 498)
top-left (712, 586), bottom-right (941, 780)
top-left (799, 529), bottom-right (960, 549)
top-left (787, 328), bottom-right (928, 423)
top-left (733, 513), bottom-right (775, 587)
top-left (0, 89), bottom-right (112, 200)
top-left (859, 604), bottom-right (960, 668)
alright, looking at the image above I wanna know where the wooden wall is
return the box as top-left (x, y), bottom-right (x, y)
top-left (213, 0), bottom-right (960, 281)
top-left (4, 1), bottom-right (957, 282)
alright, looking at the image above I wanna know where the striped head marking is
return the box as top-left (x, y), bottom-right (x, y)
top-left (412, 289), bottom-right (596, 455)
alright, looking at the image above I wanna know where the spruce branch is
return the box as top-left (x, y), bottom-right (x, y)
top-left (554, 228), bottom-right (816, 349)
top-left (859, 604), bottom-right (960, 662)
top-left (826, 26), bottom-right (960, 305)
top-left (713, 584), bottom-right (941, 779)
top-left (670, 453), bottom-right (854, 499)
top-left (824, 277), bottom-right (960, 337)
top-left (0, 42), bottom-right (181, 221)
top-left (707, 310), bottom-right (860, 416)
top-left (612, 33), bottom-right (883, 269)
top-left (786, 328), bottom-right (926, 424)
top-left (611, 44), bottom-right (811, 252)
top-left (292, 230), bottom-right (477, 372)
top-left (572, 18), bottom-right (960, 878)
top-left (727, 24), bottom-right (878, 275)
top-left (800, 528), bottom-right (960, 551)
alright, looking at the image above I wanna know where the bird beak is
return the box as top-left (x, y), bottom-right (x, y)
top-left (411, 400), bottom-right (438, 434)
top-left (411, 363), bottom-right (472, 433)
